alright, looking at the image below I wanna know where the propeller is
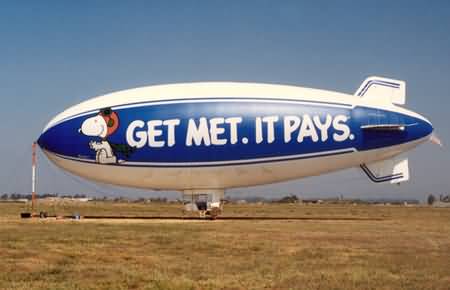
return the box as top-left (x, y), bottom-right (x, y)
top-left (430, 134), bottom-right (443, 147)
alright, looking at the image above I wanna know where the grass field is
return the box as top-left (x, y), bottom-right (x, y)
top-left (0, 202), bottom-right (449, 290)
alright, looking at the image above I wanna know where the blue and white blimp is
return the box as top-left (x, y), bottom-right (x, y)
top-left (38, 76), bottom-right (434, 216)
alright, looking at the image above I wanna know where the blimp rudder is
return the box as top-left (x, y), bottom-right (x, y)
top-left (354, 76), bottom-right (433, 184)
top-left (355, 76), bottom-right (406, 105)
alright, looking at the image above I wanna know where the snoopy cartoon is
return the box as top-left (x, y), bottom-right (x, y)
top-left (79, 108), bottom-right (134, 164)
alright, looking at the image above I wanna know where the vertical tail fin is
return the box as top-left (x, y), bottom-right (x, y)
top-left (355, 76), bottom-right (406, 105)
top-left (361, 157), bottom-right (409, 184)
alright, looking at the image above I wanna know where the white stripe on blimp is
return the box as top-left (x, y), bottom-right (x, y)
top-left (52, 147), bottom-right (357, 168)
top-left (113, 98), bottom-right (354, 111)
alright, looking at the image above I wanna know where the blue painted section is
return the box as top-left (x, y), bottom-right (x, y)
top-left (37, 98), bottom-right (433, 166)
top-left (351, 106), bottom-right (433, 150)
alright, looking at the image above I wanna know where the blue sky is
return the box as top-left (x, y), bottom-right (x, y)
top-left (0, 1), bottom-right (449, 201)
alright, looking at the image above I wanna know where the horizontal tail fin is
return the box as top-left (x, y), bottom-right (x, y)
top-left (355, 76), bottom-right (406, 105)
top-left (361, 157), bottom-right (409, 184)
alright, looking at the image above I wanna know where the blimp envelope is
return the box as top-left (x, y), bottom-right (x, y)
top-left (38, 78), bottom-right (433, 193)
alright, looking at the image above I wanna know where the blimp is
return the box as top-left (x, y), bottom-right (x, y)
top-left (38, 76), bottom-right (434, 217)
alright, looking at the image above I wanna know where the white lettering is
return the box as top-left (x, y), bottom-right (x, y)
top-left (283, 116), bottom-right (301, 143)
top-left (147, 120), bottom-right (164, 147)
top-left (225, 117), bottom-right (242, 145)
top-left (163, 119), bottom-right (180, 147)
top-left (209, 117), bottom-right (227, 145)
top-left (255, 117), bottom-right (263, 144)
top-left (126, 120), bottom-right (147, 148)
top-left (332, 115), bottom-right (350, 142)
top-left (297, 114), bottom-right (319, 143)
top-left (186, 117), bottom-right (211, 146)
top-left (125, 114), bottom-right (352, 149)
top-left (263, 116), bottom-right (279, 144)
top-left (313, 114), bottom-right (332, 142)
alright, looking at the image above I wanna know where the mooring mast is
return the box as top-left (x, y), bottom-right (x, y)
top-left (31, 142), bottom-right (37, 213)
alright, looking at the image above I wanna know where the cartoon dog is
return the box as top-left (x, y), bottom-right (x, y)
top-left (79, 108), bottom-right (133, 164)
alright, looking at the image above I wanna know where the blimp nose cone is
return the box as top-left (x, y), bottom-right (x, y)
top-left (417, 116), bottom-right (433, 140)
top-left (37, 127), bottom-right (58, 152)
top-left (37, 114), bottom-right (94, 158)
top-left (37, 133), bottom-right (45, 150)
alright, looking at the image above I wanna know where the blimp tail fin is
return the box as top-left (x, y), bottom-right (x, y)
top-left (360, 157), bottom-right (409, 184)
top-left (355, 76), bottom-right (406, 105)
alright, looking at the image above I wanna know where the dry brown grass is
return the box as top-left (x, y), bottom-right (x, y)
top-left (0, 202), bottom-right (449, 290)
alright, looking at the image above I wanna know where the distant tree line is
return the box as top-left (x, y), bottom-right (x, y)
top-left (89, 196), bottom-right (169, 203)
top-left (1, 192), bottom-right (430, 204)
top-left (0, 193), bottom-right (87, 200)
top-left (274, 194), bottom-right (299, 203)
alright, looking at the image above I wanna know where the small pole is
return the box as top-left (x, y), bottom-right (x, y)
top-left (32, 142), bottom-right (37, 214)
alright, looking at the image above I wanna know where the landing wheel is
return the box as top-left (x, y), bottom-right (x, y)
top-left (182, 189), bottom-right (225, 220)
top-left (209, 207), bottom-right (221, 220)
